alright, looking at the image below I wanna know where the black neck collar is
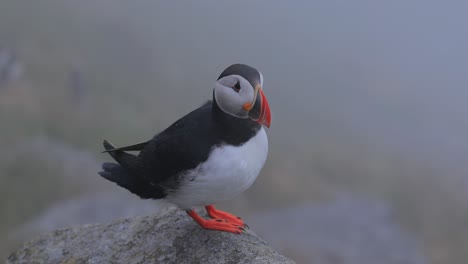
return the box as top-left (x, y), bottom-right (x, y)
top-left (212, 94), bottom-right (261, 146)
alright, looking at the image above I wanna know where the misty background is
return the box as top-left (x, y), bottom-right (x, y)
top-left (1, 1), bottom-right (467, 263)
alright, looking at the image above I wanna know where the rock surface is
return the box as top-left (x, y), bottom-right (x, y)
top-left (7, 207), bottom-right (295, 264)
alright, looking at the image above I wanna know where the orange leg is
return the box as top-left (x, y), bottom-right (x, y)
top-left (205, 205), bottom-right (246, 227)
top-left (186, 209), bottom-right (245, 234)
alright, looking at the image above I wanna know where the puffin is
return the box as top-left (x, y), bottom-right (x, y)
top-left (99, 64), bottom-right (271, 234)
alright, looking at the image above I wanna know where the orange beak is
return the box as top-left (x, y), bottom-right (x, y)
top-left (247, 88), bottom-right (271, 128)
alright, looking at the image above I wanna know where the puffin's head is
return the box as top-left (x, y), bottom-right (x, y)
top-left (214, 64), bottom-right (271, 128)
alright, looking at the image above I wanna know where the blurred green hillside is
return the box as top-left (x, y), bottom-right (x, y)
top-left (1, 1), bottom-right (468, 263)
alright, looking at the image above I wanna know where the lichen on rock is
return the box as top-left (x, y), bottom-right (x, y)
top-left (7, 207), bottom-right (294, 264)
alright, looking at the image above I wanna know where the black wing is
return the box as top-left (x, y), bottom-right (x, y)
top-left (137, 101), bottom-right (223, 188)
top-left (102, 141), bottom-right (149, 153)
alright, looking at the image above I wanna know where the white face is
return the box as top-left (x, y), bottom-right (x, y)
top-left (214, 74), bottom-right (258, 118)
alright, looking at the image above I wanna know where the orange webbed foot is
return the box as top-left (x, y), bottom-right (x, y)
top-left (186, 209), bottom-right (245, 234)
top-left (205, 205), bottom-right (246, 227)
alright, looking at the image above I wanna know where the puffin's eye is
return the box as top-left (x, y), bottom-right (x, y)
top-left (232, 81), bottom-right (241, 93)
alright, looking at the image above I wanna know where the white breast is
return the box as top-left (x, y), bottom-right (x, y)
top-left (166, 128), bottom-right (268, 209)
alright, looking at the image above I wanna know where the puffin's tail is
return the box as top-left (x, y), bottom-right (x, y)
top-left (98, 162), bottom-right (133, 189)
top-left (98, 140), bottom-right (164, 199)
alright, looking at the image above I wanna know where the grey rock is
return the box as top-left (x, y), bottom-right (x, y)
top-left (7, 207), bottom-right (295, 264)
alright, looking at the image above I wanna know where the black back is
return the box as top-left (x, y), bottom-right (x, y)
top-left (134, 99), bottom-right (261, 197)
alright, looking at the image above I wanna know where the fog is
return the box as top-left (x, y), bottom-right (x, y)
top-left (1, 1), bottom-right (467, 263)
